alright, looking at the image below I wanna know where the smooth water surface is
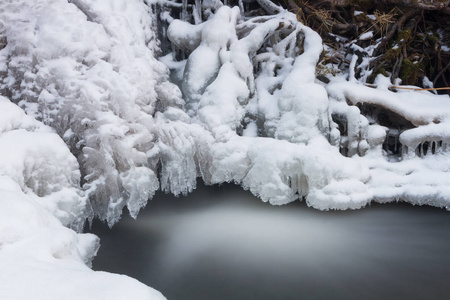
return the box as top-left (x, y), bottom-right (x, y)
top-left (90, 183), bottom-right (450, 300)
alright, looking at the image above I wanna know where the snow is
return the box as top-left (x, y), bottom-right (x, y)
top-left (276, 23), bottom-right (330, 144)
top-left (165, 8), bottom-right (373, 209)
top-left (0, 0), bottom-right (178, 226)
top-left (1, 0), bottom-right (450, 299)
top-left (1, 0), bottom-right (444, 218)
top-left (0, 99), bottom-right (165, 300)
top-left (422, 76), bottom-right (434, 90)
top-left (359, 31), bottom-right (373, 40)
top-left (326, 76), bottom-right (450, 207)
top-left (167, 20), bottom-right (204, 53)
top-left (399, 123), bottom-right (450, 155)
top-left (327, 79), bottom-right (450, 126)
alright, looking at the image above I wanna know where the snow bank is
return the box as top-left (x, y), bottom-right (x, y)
top-left (0, 97), bottom-right (85, 230)
top-left (0, 177), bottom-right (165, 300)
top-left (0, 97), bottom-right (165, 300)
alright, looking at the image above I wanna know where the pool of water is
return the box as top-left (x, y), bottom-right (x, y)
top-left (89, 183), bottom-right (450, 300)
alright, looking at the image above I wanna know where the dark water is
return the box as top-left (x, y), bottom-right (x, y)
top-left (89, 183), bottom-right (450, 300)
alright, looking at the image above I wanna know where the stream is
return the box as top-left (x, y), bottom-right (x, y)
top-left (90, 182), bottom-right (450, 300)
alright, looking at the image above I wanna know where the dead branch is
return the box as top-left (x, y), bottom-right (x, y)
top-left (434, 61), bottom-right (450, 86)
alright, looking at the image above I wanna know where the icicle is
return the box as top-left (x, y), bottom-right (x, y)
top-left (193, 0), bottom-right (202, 25)
top-left (239, 0), bottom-right (245, 15)
top-left (401, 144), bottom-right (407, 158)
top-left (415, 143), bottom-right (421, 157)
top-left (300, 174), bottom-right (308, 198)
top-left (296, 174), bottom-right (302, 197)
top-left (288, 34), bottom-right (297, 58)
top-left (181, 0), bottom-right (188, 21)
top-left (394, 133), bottom-right (398, 153)
top-left (346, 106), bottom-right (360, 157)
top-left (436, 141), bottom-right (442, 154)
top-left (406, 144), bottom-right (416, 159)
top-left (290, 175), bottom-right (297, 190)
top-left (282, 174), bottom-right (288, 185)
top-left (348, 54), bottom-right (358, 83)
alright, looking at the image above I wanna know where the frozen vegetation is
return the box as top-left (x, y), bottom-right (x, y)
top-left (0, 0), bottom-right (449, 298)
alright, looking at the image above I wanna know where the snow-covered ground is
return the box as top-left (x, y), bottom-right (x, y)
top-left (0, 0), bottom-right (449, 299)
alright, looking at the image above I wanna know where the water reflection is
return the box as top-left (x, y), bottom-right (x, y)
top-left (90, 183), bottom-right (450, 300)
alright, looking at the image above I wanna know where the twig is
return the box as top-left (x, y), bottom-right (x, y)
top-left (391, 54), bottom-right (403, 84)
top-left (433, 61), bottom-right (450, 86)
top-left (364, 84), bottom-right (450, 91)
top-left (393, 86), bottom-right (450, 91)
top-left (287, 0), bottom-right (354, 33)
top-left (373, 9), bottom-right (419, 57)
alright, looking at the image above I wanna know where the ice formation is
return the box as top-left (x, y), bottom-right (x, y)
top-left (0, 0), bottom-right (177, 226)
top-left (0, 97), bottom-right (165, 300)
top-left (0, 0), bottom-right (449, 298)
top-left (160, 2), bottom-right (450, 211)
top-left (0, 0), bottom-right (448, 222)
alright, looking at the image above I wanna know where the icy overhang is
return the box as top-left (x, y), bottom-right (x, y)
top-left (399, 123), bottom-right (450, 148)
top-left (327, 81), bottom-right (450, 127)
